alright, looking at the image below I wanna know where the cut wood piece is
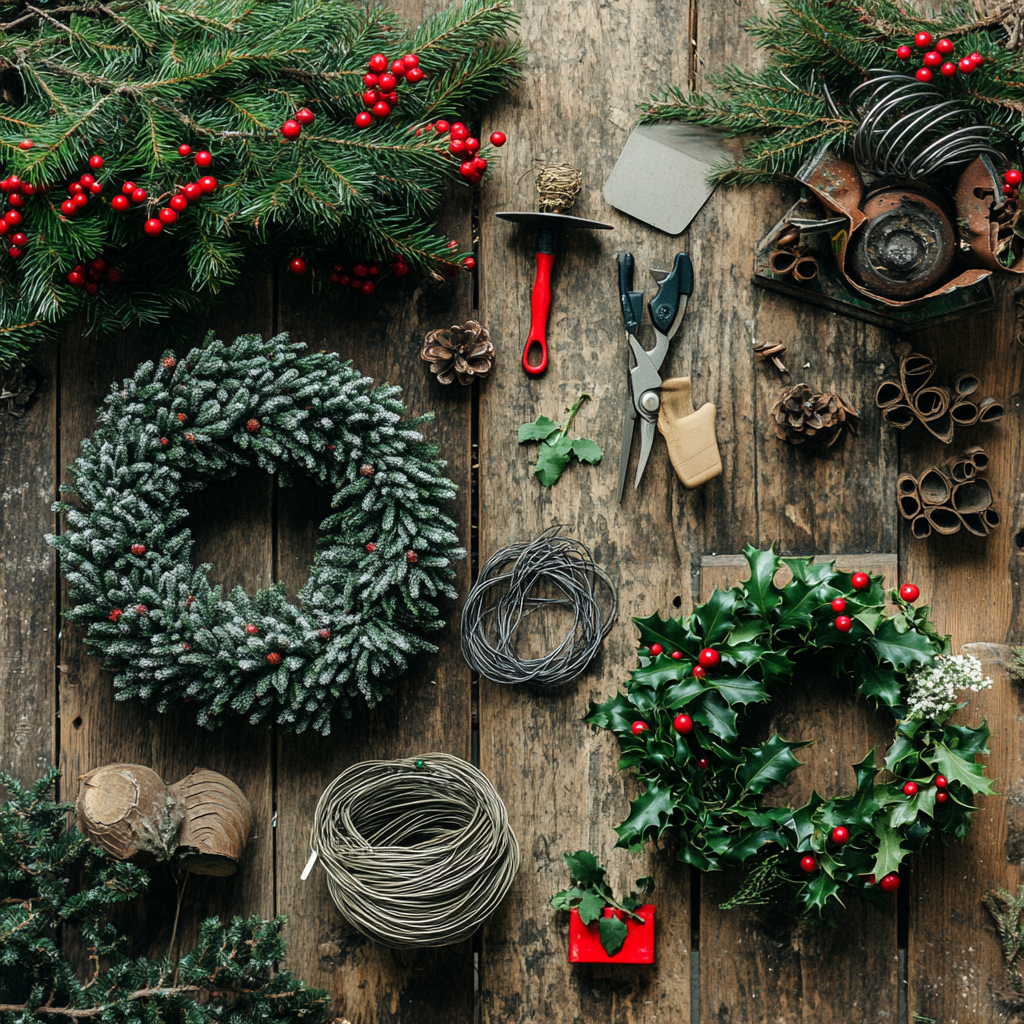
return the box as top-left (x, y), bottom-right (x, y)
top-left (912, 385), bottom-right (951, 422)
top-left (898, 474), bottom-right (920, 496)
top-left (170, 769), bottom-right (253, 876)
top-left (920, 410), bottom-right (954, 444)
top-left (949, 455), bottom-right (976, 482)
top-left (898, 473), bottom-right (921, 520)
top-left (959, 512), bottom-right (988, 537)
top-left (918, 468), bottom-right (951, 506)
top-left (983, 507), bottom-right (1001, 531)
top-left (76, 763), bottom-right (182, 863)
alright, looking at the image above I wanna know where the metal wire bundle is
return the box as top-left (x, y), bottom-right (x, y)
top-left (309, 754), bottom-right (520, 948)
top-left (460, 526), bottom-right (617, 687)
top-left (850, 71), bottom-right (1002, 180)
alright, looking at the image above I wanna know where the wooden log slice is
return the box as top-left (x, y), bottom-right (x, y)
top-left (76, 763), bottom-right (182, 863)
top-left (170, 768), bottom-right (253, 876)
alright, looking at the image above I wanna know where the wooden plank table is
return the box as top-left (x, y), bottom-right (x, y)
top-left (1, 0), bottom-right (1022, 1021)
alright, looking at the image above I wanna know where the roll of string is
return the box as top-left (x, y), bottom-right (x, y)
top-left (309, 754), bottom-right (520, 948)
top-left (461, 526), bottom-right (617, 687)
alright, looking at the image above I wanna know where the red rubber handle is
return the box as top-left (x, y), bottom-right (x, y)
top-left (522, 251), bottom-right (555, 375)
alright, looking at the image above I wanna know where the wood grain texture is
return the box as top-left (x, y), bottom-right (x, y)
top-left (58, 288), bottom-right (276, 961)
top-left (0, 342), bottom-right (57, 787)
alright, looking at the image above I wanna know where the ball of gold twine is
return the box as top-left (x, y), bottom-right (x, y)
top-left (536, 162), bottom-right (582, 214)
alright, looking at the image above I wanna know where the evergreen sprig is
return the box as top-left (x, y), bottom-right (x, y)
top-left (47, 332), bottom-right (465, 735)
top-left (586, 546), bottom-right (994, 921)
top-left (639, 0), bottom-right (1024, 185)
top-left (0, 0), bottom-right (524, 369)
top-left (0, 768), bottom-right (328, 1024)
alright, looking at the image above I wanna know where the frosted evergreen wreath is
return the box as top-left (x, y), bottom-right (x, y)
top-left (586, 547), bottom-right (994, 920)
top-left (48, 333), bottom-right (464, 734)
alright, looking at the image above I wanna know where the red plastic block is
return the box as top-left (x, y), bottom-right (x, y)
top-left (568, 904), bottom-right (655, 963)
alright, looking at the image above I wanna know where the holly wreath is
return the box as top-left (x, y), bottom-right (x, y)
top-left (586, 546), bottom-right (994, 919)
top-left (49, 333), bottom-right (464, 735)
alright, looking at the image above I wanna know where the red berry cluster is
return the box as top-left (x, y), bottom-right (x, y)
top-left (0, 174), bottom-right (39, 260)
top-left (1001, 166), bottom-right (1022, 200)
top-left (420, 120), bottom-right (507, 186)
top-left (324, 260), bottom-right (385, 295)
top-left (281, 106), bottom-right (316, 139)
top-left (355, 53), bottom-right (424, 128)
top-left (67, 256), bottom-right (122, 295)
top-left (896, 32), bottom-right (985, 82)
top-left (112, 147), bottom-right (217, 236)
top-left (56, 156), bottom-right (105, 224)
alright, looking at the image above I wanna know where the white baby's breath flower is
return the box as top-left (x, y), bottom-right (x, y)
top-left (905, 654), bottom-right (993, 721)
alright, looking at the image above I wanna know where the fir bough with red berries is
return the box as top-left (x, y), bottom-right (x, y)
top-left (585, 546), bottom-right (994, 921)
top-left (640, 0), bottom-right (1024, 184)
top-left (0, 0), bottom-right (523, 370)
top-left (47, 332), bottom-right (465, 735)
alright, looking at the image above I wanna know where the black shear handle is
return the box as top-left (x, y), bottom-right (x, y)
top-left (648, 252), bottom-right (694, 336)
top-left (618, 252), bottom-right (644, 337)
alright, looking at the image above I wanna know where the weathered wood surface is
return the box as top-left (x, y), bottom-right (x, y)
top-left (1, 0), bottom-right (1024, 1021)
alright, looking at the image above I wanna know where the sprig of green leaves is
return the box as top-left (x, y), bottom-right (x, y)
top-left (518, 391), bottom-right (603, 487)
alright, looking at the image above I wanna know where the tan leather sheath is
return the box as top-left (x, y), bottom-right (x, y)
top-left (656, 377), bottom-right (722, 488)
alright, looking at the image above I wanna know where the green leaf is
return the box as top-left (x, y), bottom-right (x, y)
top-left (634, 612), bottom-right (699, 659)
top-left (867, 619), bottom-right (937, 673)
top-left (889, 787), bottom-right (936, 828)
top-left (804, 871), bottom-right (842, 915)
top-left (926, 741), bottom-right (996, 796)
top-left (563, 850), bottom-right (606, 887)
top-left (693, 690), bottom-right (738, 742)
top-left (741, 545), bottom-right (780, 615)
top-left (614, 783), bottom-right (676, 850)
top-left (517, 415), bottom-right (560, 442)
top-left (781, 556), bottom-right (836, 586)
top-left (533, 437), bottom-right (573, 487)
top-left (663, 675), bottom-right (707, 707)
top-left (692, 587), bottom-right (738, 644)
top-left (584, 692), bottom-right (636, 734)
top-left (577, 890), bottom-right (607, 926)
top-left (853, 650), bottom-right (903, 707)
top-left (943, 720), bottom-right (990, 758)
top-left (551, 885), bottom-right (588, 910)
top-left (728, 620), bottom-right (766, 645)
top-left (853, 608), bottom-right (884, 634)
top-left (775, 578), bottom-right (834, 632)
top-left (708, 675), bottom-right (768, 708)
top-left (737, 733), bottom-right (808, 794)
top-left (570, 437), bottom-right (603, 463)
top-left (599, 914), bottom-right (629, 957)
top-left (870, 822), bottom-right (908, 880)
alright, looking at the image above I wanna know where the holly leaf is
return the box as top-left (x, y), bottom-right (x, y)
top-left (551, 885), bottom-right (587, 911)
top-left (781, 555), bottom-right (836, 586)
top-left (741, 544), bottom-right (780, 615)
top-left (870, 822), bottom-right (908, 880)
top-left (532, 436), bottom-right (573, 487)
top-left (883, 734), bottom-right (919, 777)
top-left (852, 749), bottom-right (880, 795)
top-left (775, 578), bottom-right (834, 632)
top-left (614, 783), bottom-right (676, 850)
top-left (853, 608), bottom-right (884, 634)
top-left (634, 612), bottom-right (698, 658)
top-left (853, 650), bottom-right (902, 707)
top-left (925, 741), bottom-right (996, 796)
top-left (571, 437), bottom-right (603, 464)
top-left (867, 619), bottom-right (936, 672)
top-left (563, 849), bottom-right (606, 887)
top-left (577, 891), bottom-right (607, 926)
top-left (599, 914), bottom-right (629, 957)
top-left (663, 675), bottom-right (707, 707)
top-left (804, 871), bottom-right (842, 916)
top-left (727, 620), bottom-right (767, 646)
top-left (889, 786), bottom-right (936, 828)
top-left (943, 720), bottom-right (990, 758)
top-left (585, 692), bottom-right (636, 734)
top-left (517, 415), bottom-right (560, 442)
top-left (737, 733), bottom-right (808, 794)
top-left (692, 587), bottom-right (738, 644)
top-left (693, 689), bottom-right (738, 742)
top-left (707, 674), bottom-right (768, 708)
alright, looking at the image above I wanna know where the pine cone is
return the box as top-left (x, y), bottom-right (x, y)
top-left (421, 320), bottom-right (494, 385)
top-left (770, 383), bottom-right (860, 447)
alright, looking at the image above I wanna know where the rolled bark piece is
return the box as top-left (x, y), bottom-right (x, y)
top-left (949, 455), bottom-right (975, 482)
top-left (984, 508), bottom-right (1001, 531)
top-left (964, 445), bottom-right (989, 471)
top-left (952, 479), bottom-right (993, 515)
top-left (776, 226), bottom-right (800, 248)
top-left (978, 397), bottom-right (1005, 423)
top-left (77, 764), bottom-right (182, 863)
top-left (918, 468), bottom-right (951, 506)
top-left (952, 372), bottom-right (980, 397)
top-left (959, 512), bottom-right (988, 537)
top-left (898, 474), bottom-right (919, 496)
top-left (770, 248), bottom-right (799, 275)
top-left (169, 769), bottom-right (253, 876)
top-left (792, 256), bottom-right (819, 282)
top-left (875, 380), bottom-right (905, 409)
top-left (901, 353), bottom-right (935, 397)
top-left (926, 506), bottom-right (962, 535)
top-left (950, 400), bottom-right (981, 426)
top-left (920, 411), bottom-right (954, 444)
top-left (911, 515), bottom-right (932, 539)
top-left (912, 385), bottom-right (951, 421)
top-left (882, 403), bottom-right (916, 429)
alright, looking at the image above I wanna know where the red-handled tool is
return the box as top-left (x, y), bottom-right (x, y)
top-left (496, 211), bottom-right (613, 376)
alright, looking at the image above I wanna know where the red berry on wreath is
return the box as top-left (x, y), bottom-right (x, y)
top-left (880, 873), bottom-right (900, 893)
top-left (195, 150), bottom-right (212, 167)
top-left (129, 188), bottom-right (146, 204)
top-left (372, 101), bottom-right (391, 118)
top-left (355, 111), bottom-right (373, 128)
top-left (916, 67), bottom-right (933, 82)
top-left (281, 119), bottom-right (302, 138)
top-left (121, 181), bottom-right (135, 195)
top-left (903, 781), bottom-right (918, 796)
top-left (379, 73), bottom-right (397, 91)
top-left (183, 183), bottom-right (202, 200)
top-left (699, 647), bottom-right (720, 668)
top-left (289, 257), bottom-right (307, 275)
top-left (835, 615), bottom-right (852, 632)
top-left (368, 53), bottom-right (388, 74)
top-left (851, 572), bottom-right (869, 590)
top-left (449, 138), bottom-right (467, 156)
top-left (406, 550), bottom-right (418, 563)
top-left (631, 721), bottom-right (649, 735)
top-left (697, 757), bottom-right (709, 769)
top-left (184, 433), bottom-right (195, 442)
top-left (692, 664), bottom-right (706, 679)
top-left (403, 53), bottom-right (420, 69)
top-left (135, 604), bottom-right (147, 614)
top-left (649, 643), bottom-right (663, 656)
top-left (361, 281), bottom-right (375, 295)
top-left (923, 50), bottom-right (942, 68)
top-left (143, 218), bottom-right (163, 236)
top-left (83, 279), bottom-right (97, 292)
top-left (162, 356), bottom-right (176, 368)
top-left (245, 624), bottom-right (258, 635)
top-left (896, 44), bottom-right (912, 59)
top-left (7, 193), bottom-right (24, 208)
top-left (465, 137), bottom-right (480, 154)
top-left (460, 160), bottom-right (477, 178)
top-left (60, 199), bottom-right (77, 216)
top-left (366, 542), bottom-right (376, 552)
top-left (671, 650), bottom-right (683, 660)
top-left (176, 412), bottom-right (186, 421)
top-left (363, 73), bottom-right (379, 87)
top-left (936, 791), bottom-right (949, 803)
top-left (969, 51), bottom-right (984, 65)
top-left (9, 233), bottom-right (26, 247)
top-left (406, 67), bottom-right (425, 83)
top-left (830, 826), bottom-right (850, 846)
top-left (158, 207), bottom-right (177, 225)
top-left (914, 31), bottom-right (933, 48)
top-left (800, 855), bottom-right (817, 874)
top-left (199, 176), bottom-right (217, 194)
top-left (67, 270), bottom-right (85, 286)
top-left (178, 144), bottom-right (192, 157)
top-left (131, 543), bottom-right (146, 555)
top-left (169, 195), bottom-right (188, 212)
top-left (958, 56), bottom-right (975, 73)
top-left (900, 583), bottom-right (920, 602)
top-left (390, 60), bottom-right (406, 77)
top-left (1006, 169), bottom-right (1023, 186)
top-left (88, 154), bottom-right (104, 170)
top-left (89, 181), bottom-right (103, 195)
top-left (109, 608), bottom-right (122, 622)
top-left (160, 437), bottom-right (168, 446)
top-left (362, 89), bottom-right (379, 107)
top-left (391, 260), bottom-right (409, 276)
top-left (4, 210), bottom-right (20, 227)
top-left (1004, 183), bottom-right (1017, 197)
top-left (935, 774), bottom-right (947, 787)
top-left (936, 38), bottom-right (954, 55)
top-left (490, 131), bottom-right (507, 146)
top-left (831, 597), bottom-right (846, 612)
top-left (673, 713), bottom-right (694, 735)
top-left (267, 652), bottom-right (282, 665)
top-left (246, 418), bottom-right (260, 432)
top-left (295, 107), bottom-right (315, 126)
top-left (18, 139), bottom-right (33, 150)
top-left (319, 628), bottom-right (331, 640)
top-left (940, 62), bottom-right (958, 77)
top-left (435, 120), bottom-right (450, 134)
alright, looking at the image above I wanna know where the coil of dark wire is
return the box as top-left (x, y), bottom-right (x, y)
top-left (461, 525), bottom-right (617, 687)
top-left (309, 753), bottom-right (521, 949)
top-left (850, 71), bottom-right (1002, 181)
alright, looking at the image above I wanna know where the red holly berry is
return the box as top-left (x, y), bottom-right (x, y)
top-left (916, 67), bottom-right (933, 82)
top-left (319, 628), bottom-right (331, 640)
top-left (923, 50), bottom-right (942, 68)
top-left (361, 281), bottom-right (375, 296)
top-left (67, 270), bottom-right (85, 286)
top-left (936, 38), bottom-right (955, 55)
top-left (390, 60), bottom-right (406, 77)
top-left (958, 56), bottom-right (975, 73)
top-left (355, 111), bottom-right (373, 129)
top-left (143, 218), bottom-right (163, 236)
top-left (289, 257), bottom-right (307, 275)
top-left (246, 418), bottom-right (260, 432)
top-left (281, 119), bottom-right (302, 138)
top-left (199, 176), bottom-right (217, 195)
top-left (698, 647), bottom-right (720, 668)
top-left (267, 652), bottom-right (282, 665)
top-left (177, 413), bottom-right (187, 421)
top-left (465, 137), bottom-right (480, 154)
top-left (9, 233), bottom-right (26, 247)
top-left (379, 73), bottom-right (397, 92)
top-left (4, 210), bottom-right (20, 227)
top-left (169, 195), bottom-right (188, 212)
top-left (60, 199), bottom-right (77, 216)
top-left (182, 643), bottom-right (191, 650)
top-left (129, 188), bottom-right (147, 204)
top-left (391, 261), bottom-right (409, 277)
top-left (896, 44), bottom-right (912, 60)
top-left (366, 542), bottom-right (376, 552)
top-left (692, 665), bottom-right (706, 680)
top-left (109, 608), bottom-right (122, 622)
top-left (158, 207), bottom-right (177, 225)
top-left (18, 140), bottom-right (33, 150)
top-left (183, 183), bottom-right (202, 200)
top-left (831, 597), bottom-right (846, 612)
top-left (178, 144), bottom-right (192, 157)
top-left (936, 791), bottom-right (949, 804)
top-left (903, 781), bottom-right (918, 796)
top-left (160, 437), bottom-right (168, 446)
top-left (649, 643), bottom-right (663, 656)
top-left (935, 775), bottom-right (947, 788)
top-left (406, 66), bottom-right (425, 83)
top-left (1004, 183), bottom-right (1017, 197)
top-left (135, 604), bottom-right (147, 614)
top-left (449, 138), bottom-right (467, 156)
top-left (940, 62), bottom-right (958, 77)
top-left (969, 51), bottom-right (984, 65)
top-left (245, 624), bottom-right (258, 635)
top-left (406, 550), bottom-right (418, 563)
top-left (673, 713), bottom-right (694, 735)
top-left (899, 583), bottom-right (920, 602)
top-left (83, 279), bottom-right (97, 293)
top-left (372, 101), bottom-right (391, 118)
top-left (880, 873), bottom-right (900, 893)
top-left (435, 120), bottom-right (450, 134)
top-left (402, 53), bottom-right (420, 69)
top-left (460, 159), bottom-right (477, 179)
top-left (7, 194), bottom-right (24, 208)
top-left (851, 572), bottom-right (869, 590)
top-left (362, 89), bottom-right (378, 107)
top-left (451, 123), bottom-right (469, 140)
top-left (473, 157), bottom-right (488, 173)
top-left (800, 855), bottom-right (817, 873)
top-left (697, 757), bottom-right (709, 769)
top-left (191, 151), bottom-right (212, 169)
top-left (830, 826), bottom-right (850, 846)
top-left (631, 721), bottom-right (649, 736)
top-left (914, 31), bottom-right (933, 48)
top-left (490, 131), bottom-right (507, 146)
top-left (80, 174), bottom-right (95, 188)
top-left (1006, 169), bottom-right (1023, 186)
top-left (835, 615), bottom-right (852, 632)
top-left (671, 650), bottom-right (683, 660)
top-left (295, 107), bottom-right (315, 126)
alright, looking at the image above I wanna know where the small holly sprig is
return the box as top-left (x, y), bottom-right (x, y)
top-left (518, 391), bottom-right (603, 487)
top-left (551, 850), bottom-right (653, 956)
